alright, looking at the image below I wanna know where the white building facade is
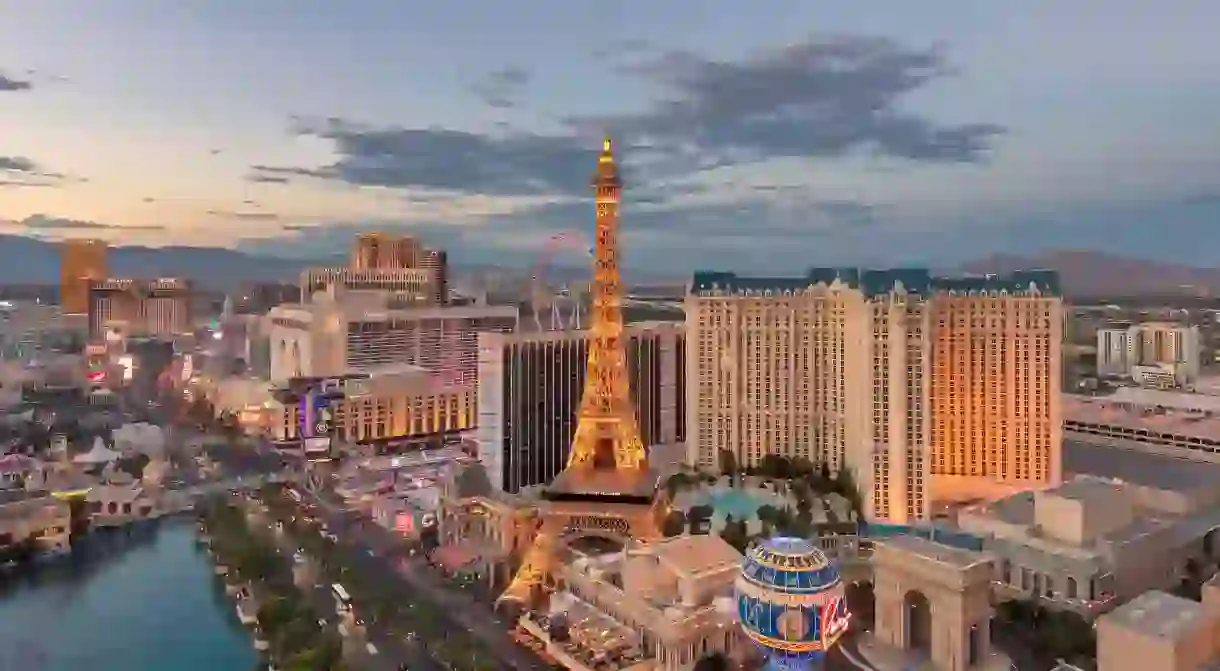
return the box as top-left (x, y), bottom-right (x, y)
top-left (686, 269), bottom-right (1062, 524)
top-left (267, 286), bottom-right (516, 382)
top-left (1096, 323), bottom-right (1200, 388)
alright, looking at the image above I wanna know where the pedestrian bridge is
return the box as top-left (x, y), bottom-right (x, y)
top-left (173, 472), bottom-right (290, 500)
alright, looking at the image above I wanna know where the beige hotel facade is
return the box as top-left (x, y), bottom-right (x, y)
top-left (686, 268), bottom-right (1063, 524)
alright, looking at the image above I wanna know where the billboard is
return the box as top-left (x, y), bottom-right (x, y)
top-left (303, 436), bottom-right (331, 462)
top-left (300, 390), bottom-right (335, 438)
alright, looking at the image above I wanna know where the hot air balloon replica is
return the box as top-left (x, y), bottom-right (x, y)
top-left (735, 537), bottom-right (850, 670)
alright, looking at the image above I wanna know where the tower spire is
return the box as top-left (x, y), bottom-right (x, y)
top-left (498, 137), bottom-right (662, 608)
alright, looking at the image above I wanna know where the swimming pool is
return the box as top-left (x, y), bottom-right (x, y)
top-left (699, 487), bottom-right (777, 519)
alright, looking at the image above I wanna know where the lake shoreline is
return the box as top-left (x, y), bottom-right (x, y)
top-left (0, 517), bottom-right (260, 671)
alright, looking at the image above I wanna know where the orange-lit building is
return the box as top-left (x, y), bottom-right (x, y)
top-left (929, 278), bottom-right (1063, 497)
top-left (88, 278), bottom-right (192, 340)
top-left (304, 233), bottom-right (449, 305)
top-left (264, 366), bottom-right (477, 444)
top-left (686, 269), bottom-right (1063, 523)
top-left (59, 239), bottom-right (108, 315)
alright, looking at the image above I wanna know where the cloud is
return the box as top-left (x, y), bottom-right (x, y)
top-left (0, 72), bottom-right (32, 92)
top-left (206, 209), bottom-right (280, 222)
top-left (250, 121), bottom-right (590, 195)
top-left (251, 35), bottom-right (1000, 201)
top-left (246, 172), bottom-right (291, 184)
top-left (595, 36), bottom-right (1002, 165)
top-left (0, 180), bottom-right (56, 188)
top-left (9, 214), bottom-right (164, 231)
top-left (0, 155), bottom-right (78, 188)
top-left (470, 66), bottom-right (531, 109)
top-left (0, 157), bottom-right (38, 173)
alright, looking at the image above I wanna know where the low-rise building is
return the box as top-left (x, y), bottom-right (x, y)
top-left (0, 492), bottom-right (71, 557)
top-left (208, 377), bottom-right (274, 426)
top-left (958, 475), bottom-right (1220, 618)
top-left (265, 365), bottom-right (476, 445)
top-left (528, 534), bottom-right (747, 671)
top-left (1064, 388), bottom-right (1220, 463)
top-left (437, 462), bottom-right (536, 559)
top-left (0, 454), bottom-right (38, 490)
top-left (1096, 588), bottom-right (1220, 671)
top-left (87, 483), bottom-right (159, 528)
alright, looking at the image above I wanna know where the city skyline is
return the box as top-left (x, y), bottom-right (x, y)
top-left (4, 2), bottom-right (1220, 272)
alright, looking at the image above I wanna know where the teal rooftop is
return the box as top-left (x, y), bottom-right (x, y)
top-left (690, 267), bottom-right (1060, 298)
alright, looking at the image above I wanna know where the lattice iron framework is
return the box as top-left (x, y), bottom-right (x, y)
top-left (565, 137), bottom-right (648, 471)
top-left (497, 138), bottom-right (658, 606)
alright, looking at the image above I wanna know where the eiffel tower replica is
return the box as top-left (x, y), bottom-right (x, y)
top-left (498, 137), bottom-right (667, 607)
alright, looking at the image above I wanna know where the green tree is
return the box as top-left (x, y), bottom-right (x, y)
top-left (833, 466), bottom-right (861, 514)
top-left (760, 454), bottom-right (792, 479)
top-left (662, 510), bottom-right (687, 537)
top-left (273, 616), bottom-right (322, 660)
top-left (116, 453), bottom-right (151, 480)
top-left (719, 516), bottom-right (749, 554)
top-left (665, 472), bottom-right (692, 499)
top-left (687, 504), bottom-right (714, 534)
top-left (756, 504), bottom-right (779, 524)
top-left (718, 449), bottom-right (738, 481)
top-left (0, 536), bottom-right (38, 565)
top-left (791, 456), bottom-right (814, 477)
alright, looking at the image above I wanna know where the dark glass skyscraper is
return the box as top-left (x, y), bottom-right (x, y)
top-left (476, 323), bottom-right (685, 493)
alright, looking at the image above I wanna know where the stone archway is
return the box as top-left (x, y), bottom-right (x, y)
top-left (904, 589), bottom-right (932, 653)
top-left (872, 536), bottom-right (996, 671)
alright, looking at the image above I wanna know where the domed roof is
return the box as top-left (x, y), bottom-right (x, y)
top-left (740, 536), bottom-right (840, 593)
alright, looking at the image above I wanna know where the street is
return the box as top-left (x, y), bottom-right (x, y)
top-left (296, 484), bottom-right (551, 671)
top-left (254, 512), bottom-right (445, 671)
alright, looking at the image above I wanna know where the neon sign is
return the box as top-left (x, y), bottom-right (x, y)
top-left (564, 515), bottom-right (629, 536)
top-left (821, 597), bottom-right (850, 647)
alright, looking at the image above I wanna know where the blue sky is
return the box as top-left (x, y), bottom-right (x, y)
top-left (2, 1), bottom-right (1220, 272)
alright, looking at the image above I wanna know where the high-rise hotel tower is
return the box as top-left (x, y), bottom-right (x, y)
top-left (476, 323), bottom-right (686, 493)
top-left (60, 239), bottom-right (108, 316)
top-left (686, 269), bottom-right (1062, 523)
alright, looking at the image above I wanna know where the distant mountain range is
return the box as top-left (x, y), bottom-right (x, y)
top-left (959, 250), bottom-right (1220, 298)
top-left (0, 233), bottom-right (596, 291)
top-left (0, 234), bottom-right (1214, 297)
top-left (0, 234), bottom-right (331, 287)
